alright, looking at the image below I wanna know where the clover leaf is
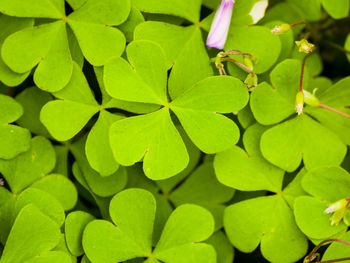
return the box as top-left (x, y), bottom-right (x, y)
top-left (224, 173), bottom-right (309, 263)
top-left (215, 125), bottom-right (308, 262)
top-left (106, 40), bottom-right (248, 179)
top-left (0, 0), bottom-right (130, 91)
top-left (41, 62), bottom-right (124, 176)
top-left (0, 94), bottom-right (31, 159)
top-left (132, 0), bottom-right (201, 23)
top-left (250, 59), bottom-right (347, 172)
top-left (70, 135), bottom-right (127, 198)
top-left (65, 211), bottom-right (95, 257)
top-left (0, 136), bottom-right (55, 194)
top-left (0, 204), bottom-right (62, 263)
top-left (304, 76), bottom-right (350, 145)
top-left (83, 188), bottom-right (216, 263)
top-left (0, 15), bottom-right (33, 87)
top-left (294, 166), bottom-right (350, 240)
top-left (321, 0), bottom-right (349, 19)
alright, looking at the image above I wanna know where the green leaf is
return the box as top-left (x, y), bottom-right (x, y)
top-left (0, 15), bottom-right (33, 87)
top-left (154, 204), bottom-right (215, 258)
top-left (214, 145), bottom-right (284, 192)
top-left (66, 0), bottom-right (87, 10)
top-left (31, 174), bottom-right (78, 211)
top-left (134, 22), bottom-right (197, 69)
top-left (0, 94), bottom-right (31, 159)
top-left (65, 211), bottom-right (95, 256)
top-left (118, 7), bottom-right (145, 42)
top-left (2, 21), bottom-right (73, 92)
top-left (250, 59), bottom-right (309, 125)
top-left (167, 27), bottom-right (213, 99)
top-left (225, 25), bottom-right (282, 74)
top-left (294, 196), bottom-right (347, 239)
top-left (171, 76), bottom-right (248, 153)
top-left (23, 251), bottom-right (72, 263)
top-left (0, 136), bottom-right (56, 194)
top-left (131, 0), bottom-right (201, 22)
top-left (104, 40), bottom-right (168, 105)
top-left (71, 136), bottom-right (127, 197)
top-left (67, 20), bottom-right (125, 66)
top-left (206, 231), bottom-right (234, 263)
top-left (155, 127), bottom-right (201, 194)
top-left (0, 204), bottom-right (61, 263)
top-left (283, 169), bottom-right (308, 208)
top-left (346, 33), bottom-right (350, 62)
top-left (40, 63), bottom-right (99, 141)
top-left (170, 162), bottom-right (234, 205)
top-left (242, 123), bottom-right (268, 158)
top-left (170, 162), bottom-right (234, 229)
top-left (16, 188), bottom-right (65, 227)
top-left (0, 0), bottom-right (65, 19)
top-left (83, 189), bottom-right (156, 262)
top-left (323, 231), bottom-right (350, 261)
top-left (109, 108), bottom-right (189, 180)
top-left (321, 0), bottom-right (349, 19)
top-left (15, 87), bottom-right (52, 137)
top-left (68, 0), bottom-right (130, 25)
top-left (302, 166), bottom-right (350, 202)
top-left (286, 0), bottom-right (322, 21)
top-left (261, 114), bottom-right (346, 172)
top-left (33, 22), bottom-right (73, 92)
top-left (225, 195), bottom-right (308, 263)
top-left (86, 110), bottom-right (123, 176)
top-left (305, 76), bottom-right (350, 145)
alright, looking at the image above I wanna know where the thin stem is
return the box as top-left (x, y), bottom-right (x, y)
top-left (319, 104), bottom-right (350, 118)
top-left (290, 21), bottom-right (308, 28)
top-left (221, 58), bottom-right (255, 77)
top-left (324, 40), bottom-right (350, 55)
top-left (299, 54), bottom-right (311, 92)
top-left (305, 239), bottom-right (350, 263)
top-left (224, 49), bottom-right (253, 57)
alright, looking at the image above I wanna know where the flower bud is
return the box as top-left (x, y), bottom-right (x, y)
top-left (303, 90), bottom-right (320, 107)
top-left (295, 91), bottom-right (304, 115)
top-left (271, 24), bottom-right (291, 35)
top-left (206, 0), bottom-right (235, 50)
top-left (295, 39), bottom-right (315, 54)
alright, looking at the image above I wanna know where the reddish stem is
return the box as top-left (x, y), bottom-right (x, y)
top-left (221, 58), bottom-right (255, 77)
top-left (299, 54), bottom-right (311, 92)
top-left (290, 21), bottom-right (308, 28)
top-left (318, 104), bottom-right (350, 118)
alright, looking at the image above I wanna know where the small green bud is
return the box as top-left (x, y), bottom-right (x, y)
top-left (271, 23), bottom-right (291, 34)
top-left (295, 39), bottom-right (315, 54)
top-left (244, 74), bottom-right (258, 91)
top-left (303, 90), bottom-right (320, 107)
top-left (295, 91), bottom-right (304, 115)
top-left (243, 57), bottom-right (254, 70)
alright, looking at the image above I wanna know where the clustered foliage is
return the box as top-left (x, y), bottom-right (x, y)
top-left (0, 0), bottom-right (350, 262)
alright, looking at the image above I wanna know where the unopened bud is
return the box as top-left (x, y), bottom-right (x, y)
top-left (295, 91), bottom-right (304, 115)
top-left (244, 73), bottom-right (258, 91)
top-left (295, 39), bottom-right (315, 54)
top-left (271, 24), bottom-right (291, 34)
top-left (303, 90), bottom-right (320, 107)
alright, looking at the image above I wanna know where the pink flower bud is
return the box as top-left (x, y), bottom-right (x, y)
top-left (206, 0), bottom-right (235, 50)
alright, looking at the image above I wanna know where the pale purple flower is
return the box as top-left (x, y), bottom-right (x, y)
top-left (206, 0), bottom-right (235, 50)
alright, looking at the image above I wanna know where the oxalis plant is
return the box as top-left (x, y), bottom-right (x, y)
top-left (0, 0), bottom-right (350, 262)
